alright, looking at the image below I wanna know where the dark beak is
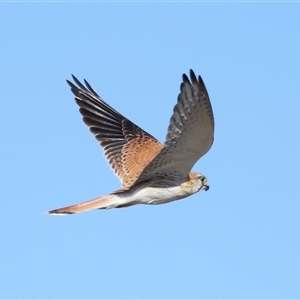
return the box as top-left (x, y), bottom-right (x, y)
top-left (203, 185), bottom-right (209, 191)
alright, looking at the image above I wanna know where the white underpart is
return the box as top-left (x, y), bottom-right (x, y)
top-left (135, 186), bottom-right (188, 205)
top-left (115, 180), bottom-right (204, 207)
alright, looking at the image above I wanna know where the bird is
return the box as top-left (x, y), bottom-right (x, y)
top-left (47, 69), bottom-right (214, 215)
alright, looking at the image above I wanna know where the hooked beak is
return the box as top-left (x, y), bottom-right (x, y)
top-left (202, 184), bottom-right (209, 191)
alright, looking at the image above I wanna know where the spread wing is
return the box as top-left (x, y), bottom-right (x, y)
top-left (67, 75), bottom-right (162, 189)
top-left (132, 69), bottom-right (214, 186)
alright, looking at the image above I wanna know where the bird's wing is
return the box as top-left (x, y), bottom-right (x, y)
top-left (132, 69), bottom-right (214, 186)
top-left (67, 75), bottom-right (162, 189)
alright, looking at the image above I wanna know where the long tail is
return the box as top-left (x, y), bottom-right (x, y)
top-left (47, 194), bottom-right (124, 215)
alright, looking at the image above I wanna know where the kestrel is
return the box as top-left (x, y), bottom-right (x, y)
top-left (48, 69), bottom-right (214, 215)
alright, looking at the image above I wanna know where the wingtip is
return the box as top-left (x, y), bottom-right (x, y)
top-left (71, 74), bottom-right (82, 87)
top-left (182, 72), bottom-right (190, 83)
top-left (46, 209), bottom-right (75, 216)
top-left (66, 78), bottom-right (74, 88)
top-left (183, 69), bottom-right (206, 87)
top-left (66, 74), bottom-right (79, 88)
top-left (71, 74), bottom-right (78, 81)
top-left (182, 69), bottom-right (198, 85)
top-left (189, 69), bottom-right (197, 84)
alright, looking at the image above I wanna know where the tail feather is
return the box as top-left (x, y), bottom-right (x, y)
top-left (47, 194), bottom-right (121, 216)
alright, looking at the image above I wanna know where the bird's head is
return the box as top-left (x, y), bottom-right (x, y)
top-left (189, 172), bottom-right (209, 192)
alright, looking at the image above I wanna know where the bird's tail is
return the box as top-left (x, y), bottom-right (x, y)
top-left (47, 193), bottom-right (123, 216)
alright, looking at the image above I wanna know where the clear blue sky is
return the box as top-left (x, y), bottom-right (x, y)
top-left (1, 2), bottom-right (299, 298)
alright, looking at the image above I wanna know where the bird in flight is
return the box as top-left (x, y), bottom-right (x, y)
top-left (47, 69), bottom-right (214, 215)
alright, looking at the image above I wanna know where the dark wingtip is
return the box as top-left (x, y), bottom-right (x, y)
top-left (183, 69), bottom-right (199, 85)
top-left (186, 69), bottom-right (206, 88)
top-left (71, 75), bottom-right (88, 91)
top-left (47, 209), bottom-right (75, 215)
top-left (66, 78), bottom-right (76, 89)
top-left (197, 74), bottom-right (205, 86)
top-left (71, 74), bottom-right (79, 83)
top-left (66, 75), bottom-right (98, 97)
top-left (182, 72), bottom-right (190, 83)
top-left (189, 69), bottom-right (198, 84)
top-left (84, 79), bottom-right (99, 97)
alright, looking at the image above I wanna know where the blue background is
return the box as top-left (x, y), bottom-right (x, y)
top-left (1, 2), bottom-right (299, 298)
